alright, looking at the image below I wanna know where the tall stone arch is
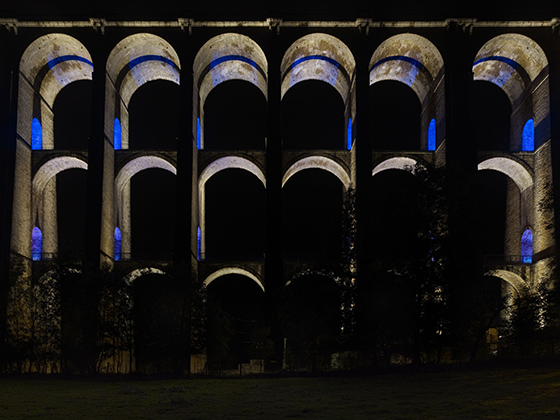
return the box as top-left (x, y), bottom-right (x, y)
top-left (193, 34), bottom-right (268, 149)
top-left (32, 156), bottom-right (88, 257)
top-left (474, 35), bottom-right (554, 271)
top-left (369, 33), bottom-right (445, 152)
top-left (106, 34), bottom-right (181, 150)
top-left (281, 33), bottom-right (355, 150)
top-left (198, 156), bottom-right (266, 256)
top-left (12, 35), bottom-right (93, 260)
top-left (114, 156), bottom-right (177, 259)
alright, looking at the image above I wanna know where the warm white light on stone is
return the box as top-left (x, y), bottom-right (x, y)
top-left (203, 267), bottom-right (264, 292)
top-left (478, 157), bottom-right (533, 192)
top-left (282, 156), bottom-right (351, 189)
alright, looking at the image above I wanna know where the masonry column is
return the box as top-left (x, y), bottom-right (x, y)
top-left (264, 25), bottom-right (284, 369)
top-left (443, 21), bottom-right (480, 339)
top-left (0, 23), bottom-right (20, 370)
top-left (174, 39), bottom-right (194, 268)
top-left (0, 26), bottom-right (18, 263)
top-left (84, 34), bottom-right (111, 269)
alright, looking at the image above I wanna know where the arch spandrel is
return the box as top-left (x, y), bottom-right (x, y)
top-left (107, 34), bottom-right (181, 106)
top-left (486, 269), bottom-right (528, 296)
top-left (32, 156), bottom-right (88, 197)
top-left (372, 157), bottom-right (421, 177)
top-left (194, 33), bottom-right (268, 110)
top-left (199, 156), bottom-right (266, 189)
top-left (369, 33), bottom-right (444, 104)
top-left (123, 267), bottom-right (167, 286)
top-left (20, 34), bottom-right (93, 85)
top-left (115, 156), bottom-right (177, 195)
top-left (19, 34), bottom-right (93, 117)
top-left (282, 156), bottom-right (351, 190)
top-left (280, 33), bottom-right (355, 101)
top-left (473, 34), bottom-right (548, 104)
top-left (477, 157), bottom-right (533, 192)
top-left (203, 267), bottom-right (265, 292)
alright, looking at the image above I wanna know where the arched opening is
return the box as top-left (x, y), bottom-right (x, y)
top-left (32, 226), bottom-right (43, 261)
top-left (206, 274), bottom-right (266, 371)
top-left (130, 168), bottom-right (176, 258)
top-left (53, 80), bottom-right (92, 150)
top-left (128, 80), bottom-right (179, 150)
top-left (204, 169), bottom-right (265, 259)
top-left (114, 118), bottom-right (122, 150)
top-left (473, 81), bottom-right (511, 151)
top-left (369, 80), bottom-right (421, 150)
top-left (32, 118), bottom-right (43, 150)
top-left (131, 272), bottom-right (184, 374)
top-left (428, 119), bottom-right (436, 151)
top-left (282, 169), bottom-right (343, 256)
top-left (367, 169), bottom-right (421, 258)
top-left (114, 227), bottom-right (122, 261)
top-left (521, 229), bottom-right (533, 263)
top-left (203, 80), bottom-right (267, 150)
top-left (282, 80), bottom-right (344, 149)
top-left (476, 171), bottom-right (508, 256)
top-left (522, 119), bottom-right (534, 152)
top-left (57, 169), bottom-right (88, 259)
top-left (279, 273), bottom-right (341, 371)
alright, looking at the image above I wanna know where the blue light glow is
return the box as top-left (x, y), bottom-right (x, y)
top-left (32, 118), bottom-right (42, 150)
top-left (32, 226), bottom-right (42, 261)
top-left (47, 55), bottom-right (93, 70)
top-left (197, 118), bottom-right (201, 149)
top-left (114, 118), bottom-right (121, 150)
top-left (128, 55), bottom-right (179, 72)
top-left (522, 119), bottom-right (534, 152)
top-left (347, 118), bottom-right (352, 150)
top-left (197, 227), bottom-right (201, 260)
top-left (114, 227), bottom-right (122, 261)
top-left (428, 118), bottom-right (436, 151)
top-left (521, 229), bottom-right (533, 263)
top-left (370, 55), bottom-right (423, 72)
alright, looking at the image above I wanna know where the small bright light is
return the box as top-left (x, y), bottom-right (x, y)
top-left (522, 119), bottom-right (534, 152)
top-left (428, 118), bottom-right (436, 151)
top-left (347, 118), bottom-right (352, 150)
top-left (521, 229), bottom-right (532, 263)
top-left (114, 118), bottom-right (122, 150)
top-left (197, 118), bottom-right (201, 149)
top-left (114, 227), bottom-right (122, 261)
top-left (32, 226), bottom-right (42, 261)
top-left (32, 118), bottom-right (43, 150)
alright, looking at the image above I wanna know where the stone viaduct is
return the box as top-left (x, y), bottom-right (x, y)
top-left (0, 17), bottom-right (558, 354)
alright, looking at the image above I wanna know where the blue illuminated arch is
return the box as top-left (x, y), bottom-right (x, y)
top-left (347, 118), bottom-right (352, 150)
top-left (197, 227), bottom-right (201, 260)
top-left (114, 227), bottom-right (122, 261)
top-left (32, 118), bottom-right (43, 150)
top-left (428, 118), bottom-right (436, 151)
top-left (114, 118), bottom-right (122, 150)
top-left (522, 119), bottom-right (534, 152)
top-left (521, 229), bottom-right (533, 263)
top-left (32, 226), bottom-right (42, 261)
top-left (197, 118), bottom-right (201, 149)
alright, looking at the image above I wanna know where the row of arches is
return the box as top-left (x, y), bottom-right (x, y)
top-left (27, 152), bottom-right (535, 263)
top-left (20, 31), bottom-right (547, 153)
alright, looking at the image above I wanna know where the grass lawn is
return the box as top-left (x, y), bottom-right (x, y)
top-left (1, 365), bottom-right (560, 419)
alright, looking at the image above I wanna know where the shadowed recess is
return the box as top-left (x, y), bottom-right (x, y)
top-left (282, 80), bottom-right (344, 150)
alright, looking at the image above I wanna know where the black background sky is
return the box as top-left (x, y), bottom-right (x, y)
top-left (2, 0), bottom-right (560, 21)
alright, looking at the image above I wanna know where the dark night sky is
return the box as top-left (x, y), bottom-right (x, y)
top-left (2, 0), bottom-right (560, 21)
